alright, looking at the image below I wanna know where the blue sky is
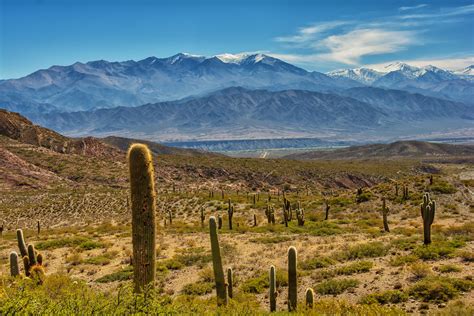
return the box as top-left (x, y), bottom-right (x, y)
top-left (1, 0), bottom-right (473, 79)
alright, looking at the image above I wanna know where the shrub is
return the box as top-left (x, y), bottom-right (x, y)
top-left (413, 241), bottom-right (463, 260)
top-left (335, 242), bottom-right (389, 260)
top-left (181, 281), bottom-right (214, 296)
top-left (458, 250), bottom-right (474, 262)
top-left (389, 255), bottom-right (418, 267)
top-left (408, 277), bottom-right (474, 303)
top-left (96, 267), bottom-right (133, 283)
top-left (241, 270), bottom-right (288, 294)
top-left (360, 290), bottom-right (408, 305)
top-left (430, 182), bottom-right (456, 194)
top-left (300, 256), bottom-right (336, 270)
top-left (334, 261), bottom-right (373, 275)
top-left (409, 262), bottom-right (432, 280)
top-left (315, 278), bottom-right (359, 295)
top-left (436, 264), bottom-right (462, 273)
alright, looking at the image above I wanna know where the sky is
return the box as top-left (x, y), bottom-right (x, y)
top-left (1, 0), bottom-right (473, 79)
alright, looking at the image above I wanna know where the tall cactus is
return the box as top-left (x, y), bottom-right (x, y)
top-left (269, 265), bottom-right (277, 312)
top-left (16, 229), bottom-right (28, 257)
top-left (288, 246), bottom-right (297, 311)
top-left (227, 199), bottom-right (233, 230)
top-left (227, 267), bottom-right (233, 299)
top-left (382, 197), bottom-right (390, 232)
top-left (10, 252), bottom-right (19, 277)
top-left (209, 216), bottom-right (227, 306)
top-left (128, 143), bottom-right (156, 293)
top-left (421, 193), bottom-right (435, 245)
top-left (305, 288), bottom-right (314, 308)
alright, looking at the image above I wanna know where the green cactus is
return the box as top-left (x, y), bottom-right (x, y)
top-left (168, 210), bottom-right (172, 225)
top-left (421, 193), bottom-right (435, 245)
top-left (288, 246), bottom-right (297, 311)
top-left (28, 244), bottom-right (37, 266)
top-left (305, 288), bottom-right (314, 308)
top-left (382, 197), bottom-right (390, 232)
top-left (227, 267), bottom-right (233, 299)
top-left (209, 216), bottom-right (227, 306)
top-left (10, 251), bottom-right (20, 277)
top-left (324, 200), bottom-right (330, 221)
top-left (23, 256), bottom-right (31, 277)
top-left (218, 215), bottom-right (223, 229)
top-left (296, 201), bottom-right (305, 226)
top-left (269, 265), bottom-right (277, 312)
top-left (227, 199), bottom-right (233, 230)
top-left (128, 143), bottom-right (156, 293)
top-left (16, 229), bottom-right (28, 258)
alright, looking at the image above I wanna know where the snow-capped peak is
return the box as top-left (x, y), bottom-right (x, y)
top-left (327, 68), bottom-right (383, 84)
top-left (454, 65), bottom-right (474, 76)
top-left (215, 53), bottom-right (271, 65)
top-left (383, 62), bottom-right (419, 73)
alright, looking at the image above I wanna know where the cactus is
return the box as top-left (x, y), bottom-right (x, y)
top-left (10, 252), bottom-right (20, 277)
top-left (0, 221), bottom-right (4, 238)
top-left (324, 200), bottom-right (330, 221)
top-left (269, 265), bottom-right (277, 312)
top-left (227, 199), bottom-right (233, 230)
top-left (382, 197), bottom-right (390, 232)
top-left (227, 267), bottom-right (233, 298)
top-left (37, 220), bottom-right (40, 236)
top-left (218, 215), bottom-right (223, 229)
top-left (402, 186), bottom-right (409, 201)
top-left (253, 194), bottom-right (256, 205)
top-left (23, 256), bottom-right (31, 277)
top-left (421, 193), bottom-right (435, 245)
top-left (305, 288), bottom-right (314, 308)
top-left (209, 216), bottom-right (227, 306)
top-left (128, 143), bottom-right (156, 293)
top-left (16, 229), bottom-right (28, 258)
top-left (253, 214), bottom-right (257, 227)
top-left (296, 202), bottom-right (305, 226)
top-left (395, 183), bottom-right (399, 197)
top-left (429, 175), bottom-right (434, 185)
top-left (288, 246), bottom-right (297, 311)
top-left (168, 210), bottom-right (172, 225)
top-left (30, 264), bottom-right (46, 285)
top-left (28, 244), bottom-right (37, 266)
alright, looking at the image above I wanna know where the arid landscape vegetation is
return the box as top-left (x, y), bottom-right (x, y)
top-left (0, 109), bottom-right (473, 315)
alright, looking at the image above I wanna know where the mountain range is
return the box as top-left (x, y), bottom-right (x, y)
top-left (0, 53), bottom-right (473, 143)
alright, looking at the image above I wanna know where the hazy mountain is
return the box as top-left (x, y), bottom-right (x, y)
top-left (327, 68), bottom-right (383, 85)
top-left (30, 87), bottom-right (473, 141)
top-left (0, 53), bottom-right (359, 114)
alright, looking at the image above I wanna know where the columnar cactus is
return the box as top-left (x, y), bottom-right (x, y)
top-left (23, 256), bottom-right (31, 277)
top-left (324, 200), bottom-right (330, 221)
top-left (395, 183), bottom-right (399, 197)
top-left (37, 220), bottom-right (40, 236)
top-left (10, 251), bottom-right (19, 277)
top-left (227, 199), bottom-right (233, 230)
top-left (421, 193), bottom-right (435, 245)
top-left (218, 215), bottom-right (223, 229)
top-left (288, 246), bottom-right (297, 311)
top-left (28, 244), bottom-right (37, 266)
top-left (168, 210), bottom-right (172, 225)
top-left (128, 143), bottom-right (156, 293)
top-left (382, 197), bottom-right (390, 232)
top-left (269, 265), bottom-right (277, 312)
top-left (227, 267), bottom-right (233, 298)
top-left (16, 229), bottom-right (28, 257)
top-left (296, 202), bottom-right (305, 226)
top-left (402, 186), bottom-right (409, 201)
top-left (209, 216), bottom-right (227, 306)
top-left (253, 214), bottom-right (257, 227)
top-left (305, 288), bottom-right (314, 308)
top-left (200, 208), bottom-right (205, 228)
top-left (0, 221), bottom-right (4, 237)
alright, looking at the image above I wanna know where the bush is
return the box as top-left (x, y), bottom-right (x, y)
top-left (335, 242), bottom-right (389, 260)
top-left (409, 262), bottom-right (432, 280)
top-left (408, 277), bottom-right (474, 303)
top-left (300, 256), bottom-right (336, 270)
top-left (241, 270), bottom-right (288, 294)
top-left (181, 281), bottom-right (214, 296)
top-left (334, 261), bottom-right (373, 275)
top-left (430, 182), bottom-right (456, 194)
top-left (96, 267), bottom-right (133, 283)
top-left (414, 241), bottom-right (463, 260)
top-left (436, 264), bottom-right (462, 273)
top-left (315, 278), bottom-right (359, 295)
top-left (389, 255), bottom-right (418, 267)
top-left (360, 290), bottom-right (408, 305)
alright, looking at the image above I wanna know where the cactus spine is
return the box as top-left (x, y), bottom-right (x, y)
top-left (288, 246), bottom-right (297, 311)
top-left (227, 267), bottom-right (233, 298)
top-left (10, 252), bottom-right (20, 277)
top-left (16, 229), bottom-right (28, 258)
top-left (421, 193), bottom-right (435, 245)
top-left (209, 216), bottom-right (227, 306)
top-left (305, 288), bottom-right (314, 308)
top-left (128, 143), bottom-right (156, 293)
top-left (382, 197), bottom-right (390, 232)
top-left (269, 265), bottom-right (277, 312)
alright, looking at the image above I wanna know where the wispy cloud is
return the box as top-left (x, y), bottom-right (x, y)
top-left (272, 4), bottom-right (474, 68)
top-left (399, 4), bottom-right (427, 11)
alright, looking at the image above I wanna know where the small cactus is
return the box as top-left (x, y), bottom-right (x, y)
top-left (288, 246), bottom-right (297, 311)
top-left (209, 216), bottom-right (227, 306)
top-left (269, 265), bottom-right (277, 312)
top-left (218, 215), bottom-right (223, 229)
top-left (382, 197), bottom-right (390, 232)
top-left (16, 229), bottom-right (28, 258)
top-left (10, 252), bottom-right (20, 277)
top-left (305, 288), bottom-right (314, 308)
top-left (128, 143), bottom-right (156, 293)
top-left (28, 244), bottom-right (37, 266)
top-left (23, 256), bottom-right (31, 277)
top-left (227, 267), bottom-right (233, 299)
top-left (253, 214), bottom-right (257, 227)
top-left (324, 200), bottom-right (330, 221)
top-left (37, 220), bottom-right (40, 236)
top-left (296, 202), bottom-right (305, 226)
top-left (421, 193), bottom-right (435, 245)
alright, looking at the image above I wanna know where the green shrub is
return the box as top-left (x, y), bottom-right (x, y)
top-left (181, 281), bottom-right (214, 296)
top-left (241, 270), bottom-right (288, 294)
top-left (430, 182), bottom-right (456, 194)
top-left (413, 241), bottom-right (463, 260)
top-left (408, 277), bottom-right (474, 303)
top-left (96, 267), bottom-right (133, 283)
top-left (389, 255), bottom-right (418, 267)
top-left (360, 290), bottom-right (408, 305)
top-left (334, 261), bottom-right (373, 275)
top-left (437, 264), bottom-right (462, 273)
top-left (300, 256), bottom-right (337, 270)
top-left (315, 278), bottom-right (359, 295)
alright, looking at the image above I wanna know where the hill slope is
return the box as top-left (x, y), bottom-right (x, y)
top-left (284, 141), bottom-right (474, 160)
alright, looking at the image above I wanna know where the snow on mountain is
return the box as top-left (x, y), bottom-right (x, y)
top-left (327, 68), bottom-right (383, 84)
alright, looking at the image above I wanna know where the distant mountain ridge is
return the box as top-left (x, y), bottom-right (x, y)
top-left (29, 87), bottom-right (474, 141)
top-left (284, 140), bottom-right (474, 160)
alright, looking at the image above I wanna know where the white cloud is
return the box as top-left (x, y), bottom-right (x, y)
top-left (274, 21), bottom-right (351, 44)
top-left (399, 4), bottom-right (428, 11)
top-left (399, 4), bottom-right (474, 19)
top-left (364, 55), bottom-right (474, 71)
